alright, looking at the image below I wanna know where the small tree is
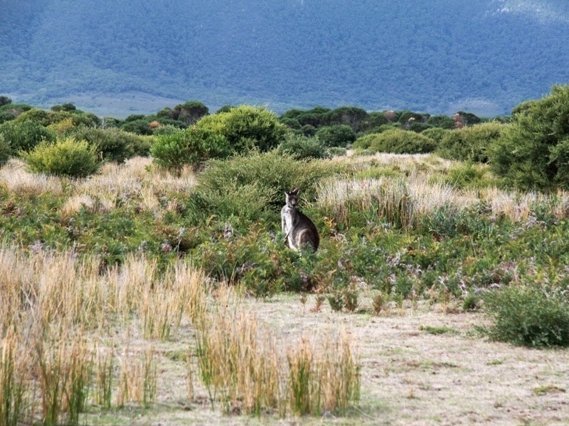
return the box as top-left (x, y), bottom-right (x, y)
top-left (174, 101), bottom-right (209, 125)
top-left (0, 96), bottom-right (12, 107)
top-left (315, 125), bottom-right (356, 147)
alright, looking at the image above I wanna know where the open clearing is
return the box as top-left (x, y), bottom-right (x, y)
top-left (85, 294), bottom-right (569, 425)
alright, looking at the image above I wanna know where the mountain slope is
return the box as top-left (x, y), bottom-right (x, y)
top-left (1, 0), bottom-right (568, 116)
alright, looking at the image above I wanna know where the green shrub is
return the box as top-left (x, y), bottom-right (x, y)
top-left (0, 134), bottom-right (10, 165)
top-left (151, 126), bottom-right (231, 172)
top-left (490, 85), bottom-right (569, 190)
top-left (352, 133), bottom-right (377, 150)
top-left (120, 118), bottom-right (154, 135)
top-left (277, 134), bottom-right (329, 160)
top-left (186, 151), bottom-right (339, 225)
top-left (194, 106), bottom-right (287, 154)
top-left (70, 127), bottom-right (150, 162)
top-left (435, 163), bottom-right (498, 189)
top-left (485, 286), bottom-right (569, 347)
top-left (315, 124), bottom-right (356, 147)
top-left (360, 129), bottom-right (436, 154)
top-left (421, 127), bottom-right (448, 144)
top-left (23, 137), bottom-right (101, 177)
top-left (438, 122), bottom-right (505, 163)
top-left (0, 120), bottom-right (56, 152)
top-left (426, 115), bottom-right (456, 129)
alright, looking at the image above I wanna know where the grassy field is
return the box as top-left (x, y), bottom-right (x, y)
top-left (1, 152), bottom-right (568, 424)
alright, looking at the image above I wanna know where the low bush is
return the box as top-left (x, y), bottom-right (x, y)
top-left (70, 127), bottom-right (151, 162)
top-left (438, 122), bottom-right (505, 163)
top-left (484, 285), bottom-right (569, 347)
top-left (315, 125), bottom-right (356, 147)
top-left (220, 105), bottom-right (288, 153)
top-left (186, 152), bottom-right (339, 225)
top-left (151, 126), bottom-right (231, 172)
top-left (434, 163), bottom-right (498, 189)
top-left (421, 127), bottom-right (448, 144)
top-left (23, 137), bottom-right (101, 178)
top-left (0, 120), bottom-right (56, 152)
top-left (0, 134), bottom-right (10, 165)
top-left (277, 134), bottom-right (329, 160)
top-left (359, 129), bottom-right (436, 154)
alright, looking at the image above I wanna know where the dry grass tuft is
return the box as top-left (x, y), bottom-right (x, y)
top-left (0, 159), bottom-right (64, 196)
top-left (193, 286), bottom-right (360, 416)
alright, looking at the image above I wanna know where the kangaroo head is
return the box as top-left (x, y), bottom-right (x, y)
top-left (285, 188), bottom-right (300, 208)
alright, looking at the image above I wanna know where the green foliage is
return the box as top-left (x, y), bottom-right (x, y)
top-left (0, 134), bottom-right (11, 165)
top-left (485, 286), bottom-right (569, 347)
top-left (421, 127), bottom-right (448, 144)
top-left (435, 163), bottom-right (498, 189)
top-left (151, 126), bottom-right (231, 172)
top-left (438, 122), bottom-right (505, 163)
top-left (70, 127), bottom-right (150, 162)
top-left (426, 115), bottom-right (455, 129)
top-left (23, 137), bottom-right (101, 177)
top-left (315, 125), bottom-right (356, 147)
top-left (186, 151), bottom-right (339, 226)
top-left (222, 105), bottom-right (287, 152)
top-left (357, 129), bottom-right (436, 154)
top-left (120, 118), bottom-right (154, 135)
top-left (352, 134), bottom-right (376, 150)
top-left (158, 100), bottom-right (209, 125)
top-left (0, 96), bottom-right (12, 107)
top-left (277, 134), bottom-right (329, 160)
top-left (490, 85), bottom-right (569, 190)
top-left (0, 120), bottom-right (56, 153)
top-left (0, 103), bottom-right (32, 124)
top-left (194, 106), bottom-right (287, 154)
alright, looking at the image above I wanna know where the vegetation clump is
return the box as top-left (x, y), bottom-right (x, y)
top-left (438, 122), bottom-right (505, 163)
top-left (490, 85), bottom-right (569, 190)
top-left (277, 134), bottom-right (329, 160)
top-left (485, 286), bottom-right (569, 347)
top-left (23, 137), bottom-right (101, 177)
top-left (353, 129), bottom-right (436, 154)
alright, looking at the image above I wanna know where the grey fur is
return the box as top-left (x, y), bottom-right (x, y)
top-left (281, 188), bottom-right (320, 252)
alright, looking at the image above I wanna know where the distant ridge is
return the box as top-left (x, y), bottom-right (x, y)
top-left (1, 0), bottom-right (568, 117)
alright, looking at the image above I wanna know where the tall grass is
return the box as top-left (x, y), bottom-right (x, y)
top-left (0, 158), bottom-right (63, 196)
top-left (317, 176), bottom-right (569, 229)
top-left (0, 243), bottom-right (208, 422)
top-left (0, 330), bottom-right (27, 426)
top-left (35, 334), bottom-right (91, 426)
top-left (116, 348), bottom-right (157, 408)
top-left (193, 287), bottom-right (360, 416)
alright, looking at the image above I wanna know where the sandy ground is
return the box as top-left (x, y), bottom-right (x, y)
top-left (86, 294), bottom-right (569, 425)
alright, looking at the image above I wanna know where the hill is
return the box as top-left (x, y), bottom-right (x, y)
top-left (1, 0), bottom-right (569, 116)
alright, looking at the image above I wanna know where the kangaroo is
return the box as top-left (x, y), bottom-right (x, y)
top-left (281, 188), bottom-right (320, 252)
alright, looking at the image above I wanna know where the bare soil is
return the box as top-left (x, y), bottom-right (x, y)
top-left (86, 294), bottom-right (569, 425)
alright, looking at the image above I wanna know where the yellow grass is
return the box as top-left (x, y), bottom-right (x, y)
top-left (0, 159), bottom-right (63, 196)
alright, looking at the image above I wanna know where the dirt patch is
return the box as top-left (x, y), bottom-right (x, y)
top-left (86, 294), bottom-right (569, 425)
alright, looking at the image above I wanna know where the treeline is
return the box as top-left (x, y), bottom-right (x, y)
top-left (1, 85), bottom-right (569, 190)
